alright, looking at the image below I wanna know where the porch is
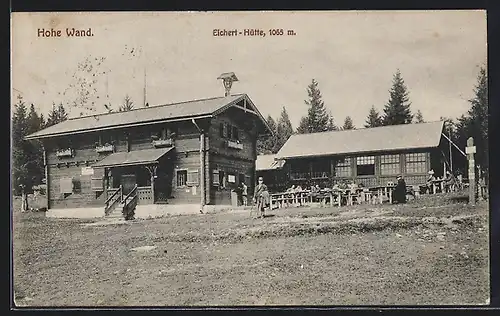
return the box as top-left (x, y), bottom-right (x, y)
top-left (92, 147), bottom-right (175, 209)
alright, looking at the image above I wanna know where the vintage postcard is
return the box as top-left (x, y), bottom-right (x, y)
top-left (11, 11), bottom-right (489, 307)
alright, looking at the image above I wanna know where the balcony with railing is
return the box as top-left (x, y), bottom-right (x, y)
top-left (151, 137), bottom-right (174, 148)
top-left (56, 148), bottom-right (74, 158)
top-left (227, 140), bottom-right (243, 150)
top-left (95, 144), bottom-right (114, 153)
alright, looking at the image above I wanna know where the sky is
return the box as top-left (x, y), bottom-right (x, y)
top-left (11, 11), bottom-right (487, 129)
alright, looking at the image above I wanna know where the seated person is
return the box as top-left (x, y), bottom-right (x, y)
top-left (348, 181), bottom-right (358, 191)
top-left (310, 183), bottom-right (318, 202)
top-left (338, 181), bottom-right (348, 190)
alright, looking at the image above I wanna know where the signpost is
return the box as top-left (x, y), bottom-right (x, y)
top-left (465, 137), bottom-right (476, 205)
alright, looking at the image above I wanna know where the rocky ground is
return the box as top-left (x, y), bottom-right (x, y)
top-left (12, 192), bottom-right (490, 306)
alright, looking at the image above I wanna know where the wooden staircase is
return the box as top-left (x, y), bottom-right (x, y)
top-left (106, 202), bottom-right (126, 220)
top-left (104, 185), bottom-right (138, 220)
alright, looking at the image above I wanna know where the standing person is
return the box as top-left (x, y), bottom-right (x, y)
top-left (426, 170), bottom-right (436, 194)
top-left (393, 175), bottom-right (407, 204)
top-left (253, 176), bottom-right (269, 218)
top-left (241, 181), bottom-right (248, 206)
top-left (19, 184), bottom-right (28, 212)
top-left (444, 171), bottom-right (453, 193)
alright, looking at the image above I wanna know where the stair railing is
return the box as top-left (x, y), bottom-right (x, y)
top-left (122, 184), bottom-right (138, 220)
top-left (104, 185), bottom-right (122, 215)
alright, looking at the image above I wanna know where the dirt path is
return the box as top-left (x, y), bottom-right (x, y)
top-left (12, 195), bottom-right (490, 306)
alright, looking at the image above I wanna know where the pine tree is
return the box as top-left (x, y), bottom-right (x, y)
top-left (297, 79), bottom-right (338, 134)
top-left (25, 104), bottom-right (45, 186)
top-left (275, 106), bottom-right (294, 153)
top-left (455, 66), bottom-right (488, 181)
top-left (382, 69), bottom-right (413, 125)
top-left (364, 105), bottom-right (383, 128)
top-left (414, 110), bottom-right (425, 123)
top-left (12, 96), bottom-right (30, 194)
top-left (27, 104), bottom-right (41, 134)
top-left (39, 113), bottom-right (46, 129)
top-left (46, 102), bottom-right (69, 127)
top-left (257, 115), bottom-right (278, 154)
top-left (119, 95), bottom-right (135, 112)
top-left (342, 116), bottom-right (355, 130)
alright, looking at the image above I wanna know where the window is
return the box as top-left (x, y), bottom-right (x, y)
top-left (311, 159), bottom-right (330, 178)
top-left (405, 152), bottom-right (427, 174)
top-left (186, 169), bottom-right (199, 186)
top-left (226, 123), bottom-right (232, 139)
top-left (72, 178), bottom-right (82, 194)
top-left (335, 158), bottom-right (352, 177)
top-left (176, 170), bottom-right (187, 187)
top-left (219, 122), bottom-right (240, 141)
top-left (356, 156), bottom-right (375, 176)
top-left (380, 154), bottom-right (400, 176)
top-left (233, 126), bottom-right (239, 141)
top-left (219, 123), bottom-right (225, 138)
top-left (219, 170), bottom-right (226, 188)
top-left (213, 169), bottom-right (220, 186)
top-left (290, 161), bottom-right (309, 179)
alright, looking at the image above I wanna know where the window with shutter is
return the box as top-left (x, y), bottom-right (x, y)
top-left (219, 170), bottom-right (226, 188)
top-left (213, 169), bottom-right (220, 185)
top-left (233, 127), bottom-right (239, 140)
top-left (91, 177), bottom-right (104, 191)
top-left (187, 169), bottom-right (199, 186)
top-left (219, 123), bottom-right (224, 138)
top-left (60, 178), bottom-right (73, 194)
top-left (176, 170), bottom-right (188, 187)
top-left (226, 123), bottom-right (232, 139)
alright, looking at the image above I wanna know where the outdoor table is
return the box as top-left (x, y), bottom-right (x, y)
top-left (368, 185), bottom-right (393, 204)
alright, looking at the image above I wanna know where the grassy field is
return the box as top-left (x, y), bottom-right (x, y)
top-left (12, 193), bottom-right (490, 306)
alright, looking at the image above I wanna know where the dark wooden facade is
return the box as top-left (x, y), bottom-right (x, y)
top-left (282, 147), bottom-right (446, 189)
top-left (35, 96), bottom-right (267, 210)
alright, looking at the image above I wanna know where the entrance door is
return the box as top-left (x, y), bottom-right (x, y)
top-left (121, 174), bottom-right (137, 195)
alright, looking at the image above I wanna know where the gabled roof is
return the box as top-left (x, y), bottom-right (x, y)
top-left (25, 94), bottom-right (272, 140)
top-left (256, 154), bottom-right (286, 171)
top-left (276, 121), bottom-right (445, 159)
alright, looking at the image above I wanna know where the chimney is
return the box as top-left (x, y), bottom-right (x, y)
top-left (217, 72), bottom-right (239, 97)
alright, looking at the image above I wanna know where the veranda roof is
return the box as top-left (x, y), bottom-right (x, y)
top-left (256, 154), bottom-right (286, 171)
top-left (92, 147), bottom-right (174, 168)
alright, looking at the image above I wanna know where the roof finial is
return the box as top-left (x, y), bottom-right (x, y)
top-left (217, 72), bottom-right (239, 97)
